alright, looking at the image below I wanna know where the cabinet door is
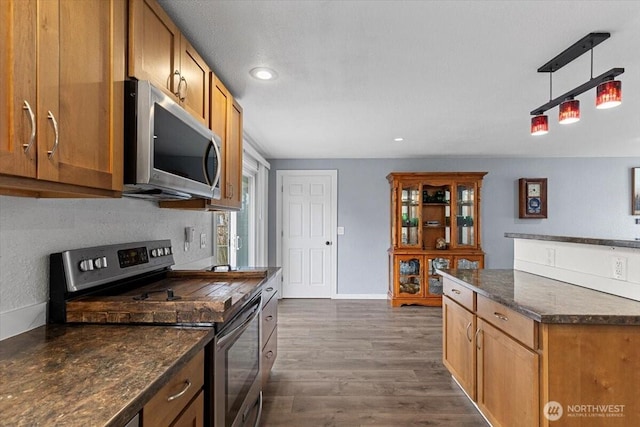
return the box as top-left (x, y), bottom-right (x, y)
top-left (180, 37), bottom-right (210, 126)
top-left (37, 0), bottom-right (125, 191)
top-left (426, 255), bottom-right (452, 296)
top-left (129, 0), bottom-right (180, 99)
top-left (211, 76), bottom-right (242, 208)
top-left (443, 296), bottom-right (476, 399)
top-left (397, 182), bottom-right (421, 248)
top-left (211, 74), bottom-right (230, 202)
top-left (477, 319), bottom-right (539, 427)
top-left (452, 182), bottom-right (479, 249)
top-left (394, 255), bottom-right (425, 298)
top-left (0, 0), bottom-right (37, 178)
top-left (225, 98), bottom-right (243, 207)
top-left (453, 255), bottom-right (484, 270)
top-left (171, 391), bottom-right (204, 427)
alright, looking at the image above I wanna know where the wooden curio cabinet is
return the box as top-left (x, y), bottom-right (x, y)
top-left (387, 172), bottom-right (487, 307)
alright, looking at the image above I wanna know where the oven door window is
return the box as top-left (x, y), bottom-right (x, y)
top-left (224, 315), bottom-right (260, 427)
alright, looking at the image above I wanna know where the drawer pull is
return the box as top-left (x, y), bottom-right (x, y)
top-left (465, 322), bottom-right (472, 342)
top-left (167, 379), bottom-right (191, 402)
top-left (266, 315), bottom-right (274, 321)
top-left (493, 312), bottom-right (509, 321)
top-left (266, 287), bottom-right (274, 292)
top-left (265, 351), bottom-right (274, 359)
top-left (451, 289), bottom-right (461, 295)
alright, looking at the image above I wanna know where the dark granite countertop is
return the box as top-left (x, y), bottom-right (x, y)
top-left (437, 269), bottom-right (640, 325)
top-left (0, 324), bottom-right (214, 426)
top-left (504, 232), bottom-right (640, 249)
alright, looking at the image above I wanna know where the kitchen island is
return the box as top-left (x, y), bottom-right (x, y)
top-left (438, 268), bottom-right (640, 427)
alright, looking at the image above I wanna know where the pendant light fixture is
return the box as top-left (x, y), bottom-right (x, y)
top-left (596, 78), bottom-right (622, 109)
top-left (530, 32), bottom-right (624, 135)
top-left (530, 115), bottom-right (549, 135)
top-left (558, 98), bottom-right (580, 124)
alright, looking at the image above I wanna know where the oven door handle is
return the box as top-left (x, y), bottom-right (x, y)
top-left (216, 302), bottom-right (261, 348)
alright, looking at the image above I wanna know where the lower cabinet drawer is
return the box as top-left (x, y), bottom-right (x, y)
top-left (476, 294), bottom-right (536, 349)
top-left (262, 326), bottom-right (277, 387)
top-left (143, 350), bottom-right (204, 426)
top-left (261, 294), bottom-right (278, 349)
top-left (443, 278), bottom-right (475, 311)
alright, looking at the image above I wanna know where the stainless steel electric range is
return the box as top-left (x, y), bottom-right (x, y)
top-left (48, 240), bottom-right (264, 427)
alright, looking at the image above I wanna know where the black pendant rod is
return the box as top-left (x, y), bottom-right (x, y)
top-left (537, 32), bottom-right (610, 73)
top-left (531, 68), bottom-right (624, 116)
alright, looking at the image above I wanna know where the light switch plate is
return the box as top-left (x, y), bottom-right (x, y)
top-left (337, 226), bottom-right (345, 235)
top-left (200, 233), bottom-right (206, 249)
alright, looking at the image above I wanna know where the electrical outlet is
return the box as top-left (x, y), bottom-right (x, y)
top-left (200, 233), bottom-right (206, 249)
top-left (612, 256), bottom-right (627, 281)
top-left (545, 248), bottom-right (556, 266)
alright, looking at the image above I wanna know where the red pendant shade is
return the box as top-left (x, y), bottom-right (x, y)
top-left (530, 115), bottom-right (549, 135)
top-left (559, 99), bottom-right (580, 124)
top-left (596, 79), bottom-right (622, 109)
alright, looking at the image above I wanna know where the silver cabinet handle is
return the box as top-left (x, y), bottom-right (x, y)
top-left (475, 328), bottom-right (481, 349)
top-left (465, 322), bottom-right (472, 342)
top-left (265, 315), bottom-right (273, 322)
top-left (179, 76), bottom-right (187, 101)
top-left (451, 289), bottom-right (461, 295)
top-left (265, 351), bottom-right (274, 359)
top-left (166, 379), bottom-right (191, 401)
top-left (47, 111), bottom-right (59, 158)
top-left (494, 312), bottom-right (509, 321)
top-left (22, 100), bottom-right (36, 153)
top-left (172, 70), bottom-right (181, 97)
top-left (265, 287), bottom-right (274, 292)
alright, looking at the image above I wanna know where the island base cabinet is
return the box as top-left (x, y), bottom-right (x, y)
top-left (442, 296), bottom-right (476, 400)
top-left (476, 319), bottom-right (539, 427)
top-left (541, 324), bottom-right (640, 427)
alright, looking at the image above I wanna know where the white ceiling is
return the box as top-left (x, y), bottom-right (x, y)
top-left (157, 0), bottom-right (640, 159)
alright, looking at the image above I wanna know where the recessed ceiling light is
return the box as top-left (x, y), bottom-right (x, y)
top-left (250, 67), bottom-right (278, 81)
top-left (394, 137), bottom-right (404, 142)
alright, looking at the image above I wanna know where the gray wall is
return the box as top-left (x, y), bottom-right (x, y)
top-left (268, 157), bottom-right (640, 295)
top-left (0, 196), bottom-right (213, 314)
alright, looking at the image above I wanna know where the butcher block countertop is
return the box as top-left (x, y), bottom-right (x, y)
top-left (66, 267), bottom-right (281, 325)
top-left (437, 269), bottom-right (640, 325)
top-left (0, 324), bottom-right (213, 427)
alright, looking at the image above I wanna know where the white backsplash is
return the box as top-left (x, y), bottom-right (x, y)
top-left (513, 238), bottom-right (640, 302)
top-left (0, 195), bottom-right (214, 339)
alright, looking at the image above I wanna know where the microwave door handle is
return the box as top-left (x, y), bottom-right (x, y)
top-left (202, 137), bottom-right (222, 191)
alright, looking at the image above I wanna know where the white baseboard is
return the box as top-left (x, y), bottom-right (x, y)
top-left (0, 302), bottom-right (47, 341)
top-left (332, 293), bottom-right (387, 300)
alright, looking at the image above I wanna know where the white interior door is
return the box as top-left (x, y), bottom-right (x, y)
top-left (278, 170), bottom-right (337, 298)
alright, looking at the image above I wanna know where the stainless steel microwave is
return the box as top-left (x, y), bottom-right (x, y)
top-left (123, 80), bottom-right (222, 200)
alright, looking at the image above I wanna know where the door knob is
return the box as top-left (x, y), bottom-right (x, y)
top-left (325, 241), bottom-right (332, 245)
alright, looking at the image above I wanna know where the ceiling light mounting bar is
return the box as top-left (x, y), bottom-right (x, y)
top-left (530, 67), bottom-right (624, 115)
top-left (537, 32), bottom-right (610, 73)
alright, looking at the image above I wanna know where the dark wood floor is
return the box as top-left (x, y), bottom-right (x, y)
top-left (261, 299), bottom-right (488, 427)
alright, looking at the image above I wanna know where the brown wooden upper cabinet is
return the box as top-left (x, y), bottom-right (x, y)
top-left (211, 75), bottom-right (243, 209)
top-left (0, 0), bottom-right (126, 197)
top-left (129, 0), bottom-right (210, 126)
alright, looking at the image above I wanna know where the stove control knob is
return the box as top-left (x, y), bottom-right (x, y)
top-left (79, 259), bottom-right (94, 272)
top-left (151, 249), bottom-right (158, 258)
top-left (163, 247), bottom-right (170, 255)
top-left (168, 246), bottom-right (173, 255)
top-left (93, 256), bottom-right (108, 269)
